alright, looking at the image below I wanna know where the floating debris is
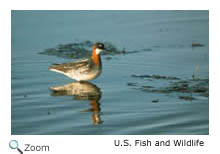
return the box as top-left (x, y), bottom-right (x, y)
top-left (192, 42), bottom-right (204, 47)
top-left (163, 79), bottom-right (208, 94)
top-left (132, 74), bottom-right (180, 80)
top-left (127, 82), bottom-right (138, 86)
top-left (128, 74), bottom-right (208, 100)
top-left (179, 96), bottom-right (196, 101)
top-left (39, 40), bottom-right (140, 59)
top-left (142, 85), bottom-right (154, 89)
top-left (105, 57), bottom-right (112, 60)
top-left (152, 99), bottom-right (159, 103)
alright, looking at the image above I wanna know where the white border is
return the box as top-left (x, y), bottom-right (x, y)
top-left (1, 0), bottom-right (219, 154)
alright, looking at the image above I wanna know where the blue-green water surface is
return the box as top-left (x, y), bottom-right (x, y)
top-left (12, 11), bottom-right (209, 135)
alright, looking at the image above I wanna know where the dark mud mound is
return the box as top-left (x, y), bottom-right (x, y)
top-left (129, 74), bottom-right (208, 101)
top-left (39, 40), bottom-right (140, 59)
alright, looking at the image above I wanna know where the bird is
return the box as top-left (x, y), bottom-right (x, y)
top-left (49, 42), bottom-right (105, 81)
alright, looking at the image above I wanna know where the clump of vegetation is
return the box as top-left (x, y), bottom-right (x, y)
top-left (129, 74), bottom-right (209, 101)
top-left (179, 96), bottom-right (196, 101)
top-left (132, 74), bottom-right (180, 80)
top-left (39, 40), bottom-right (140, 59)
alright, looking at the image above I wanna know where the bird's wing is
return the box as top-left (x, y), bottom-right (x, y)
top-left (49, 59), bottom-right (91, 73)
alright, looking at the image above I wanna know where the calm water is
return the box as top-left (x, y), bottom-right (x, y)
top-left (11, 10), bottom-right (209, 135)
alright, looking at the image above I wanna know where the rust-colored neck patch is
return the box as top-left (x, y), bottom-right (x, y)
top-left (92, 46), bottom-right (100, 65)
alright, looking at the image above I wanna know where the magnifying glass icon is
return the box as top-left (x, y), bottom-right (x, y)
top-left (9, 140), bottom-right (23, 154)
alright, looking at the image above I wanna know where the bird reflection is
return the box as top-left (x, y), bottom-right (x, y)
top-left (49, 81), bottom-right (103, 125)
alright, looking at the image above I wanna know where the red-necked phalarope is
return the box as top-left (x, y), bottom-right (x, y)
top-left (49, 42), bottom-right (105, 81)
